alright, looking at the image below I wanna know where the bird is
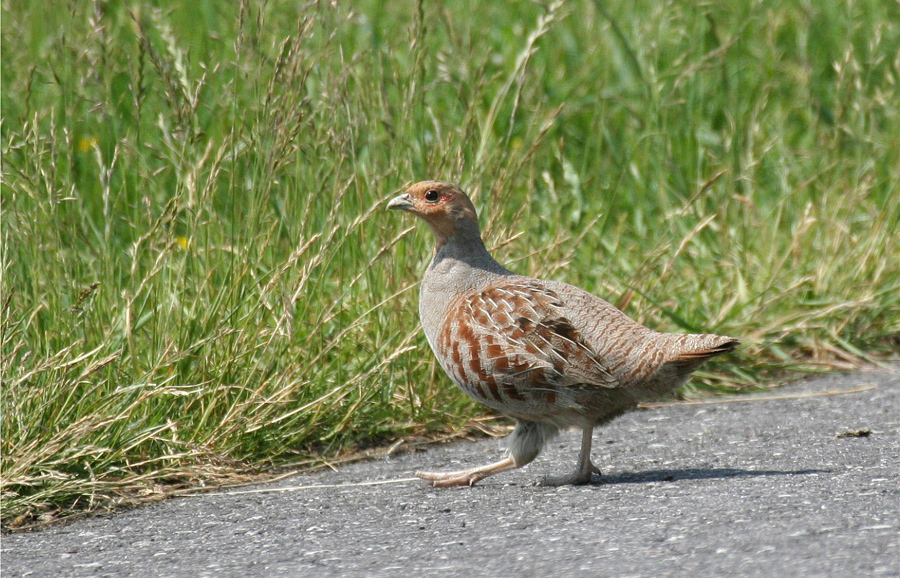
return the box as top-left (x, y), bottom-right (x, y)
top-left (388, 180), bottom-right (739, 487)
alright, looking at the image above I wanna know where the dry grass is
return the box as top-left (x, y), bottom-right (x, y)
top-left (2, 0), bottom-right (898, 528)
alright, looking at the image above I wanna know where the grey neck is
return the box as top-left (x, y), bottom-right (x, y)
top-left (426, 230), bottom-right (511, 288)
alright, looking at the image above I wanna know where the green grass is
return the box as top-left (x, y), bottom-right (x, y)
top-left (2, 0), bottom-right (898, 528)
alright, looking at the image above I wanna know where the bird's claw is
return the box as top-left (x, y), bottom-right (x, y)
top-left (415, 469), bottom-right (484, 487)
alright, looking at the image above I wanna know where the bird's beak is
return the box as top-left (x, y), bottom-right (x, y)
top-left (387, 193), bottom-right (414, 211)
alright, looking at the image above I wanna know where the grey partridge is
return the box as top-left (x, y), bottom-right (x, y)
top-left (388, 180), bottom-right (739, 487)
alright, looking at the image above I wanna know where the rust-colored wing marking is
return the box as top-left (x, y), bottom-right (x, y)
top-left (437, 281), bottom-right (618, 407)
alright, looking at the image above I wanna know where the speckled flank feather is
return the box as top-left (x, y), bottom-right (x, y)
top-left (389, 181), bottom-right (739, 487)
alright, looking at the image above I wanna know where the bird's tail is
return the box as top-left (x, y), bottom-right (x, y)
top-left (667, 334), bottom-right (740, 371)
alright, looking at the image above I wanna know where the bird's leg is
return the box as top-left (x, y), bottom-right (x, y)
top-left (417, 420), bottom-right (550, 487)
top-left (416, 456), bottom-right (519, 487)
top-left (539, 427), bottom-right (596, 486)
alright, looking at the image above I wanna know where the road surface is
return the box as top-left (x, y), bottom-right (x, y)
top-left (2, 366), bottom-right (898, 577)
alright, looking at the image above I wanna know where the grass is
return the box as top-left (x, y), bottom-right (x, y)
top-left (2, 0), bottom-right (898, 528)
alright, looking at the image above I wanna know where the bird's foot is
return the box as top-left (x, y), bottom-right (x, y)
top-left (415, 469), bottom-right (488, 487)
top-left (537, 469), bottom-right (595, 486)
top-left (416, 456), bottom-right (518, 487)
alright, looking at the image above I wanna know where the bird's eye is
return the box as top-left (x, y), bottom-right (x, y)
top-left (424, 190), bottom-right (440, 202)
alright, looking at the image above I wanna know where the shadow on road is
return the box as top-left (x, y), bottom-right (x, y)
top-left (594, 468), bottom-right (829, 485)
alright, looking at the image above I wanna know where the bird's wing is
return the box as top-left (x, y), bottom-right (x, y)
top-left (438, 280), bottom-right (619, 395)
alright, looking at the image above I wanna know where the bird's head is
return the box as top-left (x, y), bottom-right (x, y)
top-left (388, 181), bottom-right (481, 250)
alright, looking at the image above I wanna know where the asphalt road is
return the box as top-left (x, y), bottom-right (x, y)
top-left (3, 366), bottom-right (898, 578)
